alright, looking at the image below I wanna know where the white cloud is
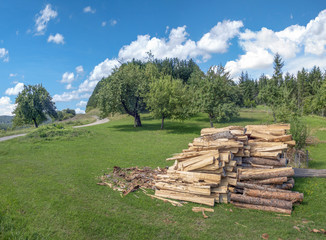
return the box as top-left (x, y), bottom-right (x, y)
top-left (35, 4), bottom-right (58, 35)
top-left (53, 91), bottom-right (91, 102)
top-left (119, 21), bottom-right (243, 62)
top-left (60, 72), bottom-right (75, 84)
top-left (197, 20), bottom-right (243, 55)
top-left (102, 21), bottom-right (107, 27)
top-left (0, 48), bottom-right (9, 62)
top-left (75, 65), bottom-right (84, 74)
top-left (225, 9), bottom-right (326, 78)
top-left (5, 82), bottom-right (24, 96)
top-left (76, 100), bottom-right (87, 107)
top-left (75, 108), bottom-right (85, 114)
top-left (83, 6), bottom-right (96, 14)
top-left (78, 58), bottom-right (120, 93)
top-left (110, 19), bottom-right (117, 26)
top-left (9, 73), bottom-right (17, 77)
top-left (0, 96), bottom-right (16, 116)
top-left (48, 33), bottom-right (64, 44)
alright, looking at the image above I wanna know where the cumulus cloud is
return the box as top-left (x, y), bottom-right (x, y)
top-left (0, 97), bottom-right (16, 116)
top-left (35, 4), bottom-right (58, 35)
top-left (75, 108), bottom-right (85, 114)
top-left (75, 65), bottom-right (84, 74)
top-left (5, 82), bottom-right (24, 96)
top-left (0, 48), bottom-right (9, 62)
top-left (48, 33), bottom-right (64, 44)
top-left (197, 20), bottom-right (243, 55)
top-left (225, 9), bottom-right (326, 78)
top-left (61, 72), bottom-right (75, 84)
top-left (83, 6), bottom-right (96, 14)
top-left (76, 100), bottom-right (87, 107)
top-left (53, 91), bottom-right (91, 102)
top-left (119, 21), bottom-right (243, 62)
top-left (78, 58), bottom-right (120, 93)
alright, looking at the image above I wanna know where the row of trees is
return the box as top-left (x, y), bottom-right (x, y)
top-left (236, 54), bottom-right (326, 122)
top-left (96, 58), bottom-right (239, 129)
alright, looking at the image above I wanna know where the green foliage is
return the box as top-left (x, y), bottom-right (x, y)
top-left (26, 124), bottom-right (90, 141)
top-left (198, 66), bottom-right (239, 126)
top-left (98, 61), bottom-right (149, 127)
top-left (145, 76), bottom-right (192, 129)
top-left (290, 117), bottom-right (309, 150)
top-left (311, 80), bottom-right (326, 116)
top-left (56, 108), bottom-right (76, 121)
top-left (13, 84), bottom-right (57, 128)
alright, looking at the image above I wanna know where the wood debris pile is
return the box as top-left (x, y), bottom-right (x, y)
top-left (98, 166), bottom-right (166, 196)
top-left (155, 124), bottom-right (304, 214)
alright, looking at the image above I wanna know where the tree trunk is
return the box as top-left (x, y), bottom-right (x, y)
top-left (209, 115), bottom-right (214, 128)
top-left (134, 114), bottom-right (142, 127)
top-left (161, 116), bottom-right (165, 129)
top-left (33, 118), bottom-right (38, 128)
top-left (244, 188), bottom-right (303, 203)
top-left (272, 111), bottom-right (276, 123)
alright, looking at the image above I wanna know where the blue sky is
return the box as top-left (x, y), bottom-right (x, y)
top-left (1, 0), bottom-right (326, 115)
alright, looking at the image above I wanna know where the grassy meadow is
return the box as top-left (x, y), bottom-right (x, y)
top-left (0, 109), bottom-right (325, 239)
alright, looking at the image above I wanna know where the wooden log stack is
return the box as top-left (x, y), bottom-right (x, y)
top-left (155, 124), bottom-right (304, 214)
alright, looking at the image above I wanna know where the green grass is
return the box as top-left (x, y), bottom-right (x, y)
top-left (0, 110), bottom-right (326, 239)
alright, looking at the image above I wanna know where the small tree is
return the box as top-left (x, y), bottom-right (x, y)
top-left (98, 61), bottom-right (149, 127)
top-left (199, 66), bottom-right (239, 127)
top-left (13, 84), bottom-right (57, 128)
top-left (145, 76), bottom-right (192, 129)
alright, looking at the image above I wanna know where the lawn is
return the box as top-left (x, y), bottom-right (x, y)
top-left (0, 110), bottom-right (325, 239)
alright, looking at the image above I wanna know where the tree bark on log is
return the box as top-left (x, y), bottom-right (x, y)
top-left (242, 157), bottom-right (287, 167)
top-left (231, 201), bottom-right (292, 214)
top-left (244, 188), bottom-right (304, 203)
top-left (230, 193), bottom-right (293, 209)
top-left (239, 167), bottom-right (294, 180)
top-left (242, 177), bottom-right (288, 185)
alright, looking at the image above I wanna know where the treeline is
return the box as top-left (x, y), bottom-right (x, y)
top-left (87, 55), bottom-right (326, 128)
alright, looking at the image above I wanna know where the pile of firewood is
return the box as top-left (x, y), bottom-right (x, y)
top-left (155, 124), bottom-right (304, 214)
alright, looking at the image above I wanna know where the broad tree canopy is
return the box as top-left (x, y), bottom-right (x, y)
top-left (13, 84), bottom-right (57, 128)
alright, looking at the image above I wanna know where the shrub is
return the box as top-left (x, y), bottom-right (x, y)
top-left (290, 117), bottom-right (309, 150)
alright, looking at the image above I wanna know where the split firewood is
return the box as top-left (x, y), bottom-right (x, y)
top-left (192, 207), bottom-right (214, 213)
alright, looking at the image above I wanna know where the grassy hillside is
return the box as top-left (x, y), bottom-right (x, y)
top-left (0, 110), bottom-right (325, 239)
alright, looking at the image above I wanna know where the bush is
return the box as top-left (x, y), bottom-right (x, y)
top-left (290, 117), bottom-right (309, 150)
top-left (26, 124), bottom-right (90, 141)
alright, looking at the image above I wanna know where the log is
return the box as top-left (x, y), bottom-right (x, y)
top-left (230, 193), bottom-right (292, 209)
top-left (178, 152), bottom-right (219, 169)
top-left (167, 170), bottom-right (222, 184)
top-left (231, 201), bottom-right (292, 214)
top-left (211, 186), bottom-right (228, 194)
top-left (250, 151), bottom-right (281, 160)
top-left (192, 207), bottom-right (214, 213)
top-left (219, 193), bottom-right (230, 203)
top-left (183, 156), bottom-right (216, 171)
top-left (243, 177), bottom-right (288, 185)
top-left (236, 182), bottom-right (291, 192)
top-left (242, 157), bottom-right (287, 167)
top-left (155, 182), bottom-right (211, 196)
top-left (155, 189), bottom-right (215, 206)
top-left (244, 188), bottom-right (304, 203)
top-left (293, 168), bottom-right (326, 178)
top-left (239, 167), bottom-right (294, 180)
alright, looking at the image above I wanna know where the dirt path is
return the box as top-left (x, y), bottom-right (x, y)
top-left (72, 116), bottom-right (109, 128)
top-left (0, 134), bottom-right (27, 142)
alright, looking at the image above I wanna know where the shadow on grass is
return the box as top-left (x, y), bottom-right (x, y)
top-left (109, 114), bottom-right (272, 135)
top-left (110, 122), bottom-right (203, 135)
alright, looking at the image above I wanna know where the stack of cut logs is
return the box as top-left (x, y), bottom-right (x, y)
top-left (155, 124), bottom-right (304, 214)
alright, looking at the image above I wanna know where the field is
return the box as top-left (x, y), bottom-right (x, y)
top-left (0, 109), bottom-right (325, 239)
